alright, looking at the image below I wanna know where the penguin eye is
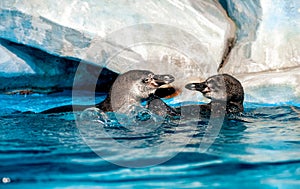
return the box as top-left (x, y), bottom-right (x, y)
top-left (142, 78), bottom-right (150, 83)
top-left (142, 74), bottom-right (154, 83)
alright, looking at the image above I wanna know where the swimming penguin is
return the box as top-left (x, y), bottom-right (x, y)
top-left (184, 74), bottom-right (244, 115)
top-left (96, 70), bottom-right (175, 113)
top-left (40, 70), bottom-right (175, 114)
top-left (146, 74), bottom-right (244, 118)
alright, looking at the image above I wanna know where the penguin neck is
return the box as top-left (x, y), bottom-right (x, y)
top-left (127, 90), bottom-right (144, 105)
top-left (96, 91), bottom-right (143, 113)
top-left (114, 90), bottom-right (145, 113)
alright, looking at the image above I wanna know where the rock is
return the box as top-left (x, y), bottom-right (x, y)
top-left (237, 67), bottom-right (300, 104)
top-left (221, 0), bottom-right (300, 73)
top-left (218, 0), bottom-right (300, 102)
top-left (0, 0), bottom-right (235, 101)
top-left (1, 0), bottom-right (299, 103)
top-left (0, 39), bottom-right (117, 93)
top-left (0, 39), bottom-right (77, 92)
top-left (0, 41), bottom-right (35, 77)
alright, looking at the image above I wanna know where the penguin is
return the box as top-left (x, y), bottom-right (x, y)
top-left (40, 70), bottom-right (175, 114)
top-left (146, 74), bottom-right (244, 118)
top-left (184, 74), bottom-right (244, 116)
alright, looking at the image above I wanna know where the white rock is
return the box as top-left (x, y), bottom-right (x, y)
top-left (0, 0), bottom-right (235, 99)
top-left (0, 40), bottom-right (77, 90)
top-left (0, 44), bottom-right (35, 77)
top-left (2, 0), bottom-right (299, 103)
top-left (219, 0), bottom-right (300, 103)
top-left (236, 67), bottom-right (300, 104)
top-left (220, 0), bottom-right (300, 73)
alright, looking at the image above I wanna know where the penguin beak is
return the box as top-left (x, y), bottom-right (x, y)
top-left (152, 74), bottom-right (175, 87)
top-left (185, 82), bottom-right (209, 94)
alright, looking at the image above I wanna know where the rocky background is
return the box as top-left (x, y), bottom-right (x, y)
top-left (0, 0), bottom-right (299, 104)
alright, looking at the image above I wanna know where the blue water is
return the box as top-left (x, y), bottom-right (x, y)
top-left (0, 92), bottom-right (300, 189)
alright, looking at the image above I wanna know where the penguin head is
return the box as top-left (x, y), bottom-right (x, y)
top-left (113, 70), bottom-right (175, 99)
top-left (137, 70), bottom-right (175, 98)
top-left (109, 70), bottom-right (174, 112)
top-left (185, 74), bottom-right (244, 111)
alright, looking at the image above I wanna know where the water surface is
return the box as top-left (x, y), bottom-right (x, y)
top-left (0, 92), bottom-right (299, 188)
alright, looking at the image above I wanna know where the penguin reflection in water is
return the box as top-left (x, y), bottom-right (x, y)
top-left (41, 70), bottom-right (175, 114)
top-left (148, 74), bottom-right (244, 119)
